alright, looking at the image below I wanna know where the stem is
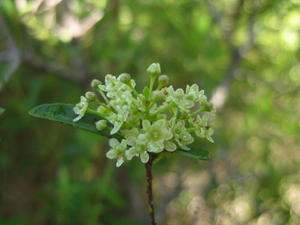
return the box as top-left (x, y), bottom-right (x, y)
top-left (149, 75), bottom-right (157, 96)
top-left (145, 155), bottom-right (157, 225)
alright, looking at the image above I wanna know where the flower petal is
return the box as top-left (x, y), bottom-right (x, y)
top-left (140, 152), bottom-right (149, 163)
top-left (106, 150), bottom-right (117, 159)
top-left (109, 138), bottom-right (119, 148)
top-left (165, 141), bottom-right (177, 152)
top-left (116, 158), bottom-right (124, 167)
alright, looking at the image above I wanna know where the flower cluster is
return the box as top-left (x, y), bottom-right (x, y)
top-left (73, 63), bottom-right (215, 167)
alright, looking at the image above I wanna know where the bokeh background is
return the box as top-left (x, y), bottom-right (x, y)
top-left (1, 0), bottom-right (300, 224)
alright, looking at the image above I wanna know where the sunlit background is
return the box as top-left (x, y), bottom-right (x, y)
top-left (1, 0), bottom-right (300, 224)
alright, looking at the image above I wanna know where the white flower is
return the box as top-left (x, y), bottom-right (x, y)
top-left (138, 119), bottom-right (173, 153)
top-left (122, 128), bottom-right (139, 146)
top-left (165, 86), bottom-right (194, 112)
top-left (107, 111), bottom-right (129, 134)
top-left (186, 84), bottom-right (206, 102)
top-left (118, 74), bottom-right (136, 88)
top-left (73, 96), bottom-right (88, 122)
top-left (106, 138), bottom-right (128, 167)
top-left (126, 144), bottom-right (149, 163)
top-left (99, 74), bottom-right (133, 99)
top-left (193, 113), bottom-right (215, 143)
top-left (122, 128), bottom-right (150, 163)
top-left (169, 118), bottom-right (194, 150)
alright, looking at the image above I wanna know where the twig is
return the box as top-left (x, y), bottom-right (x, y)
top-left (0, 15), bottom-right (20, 90)
top-left (23, 51), bottom-right (87, 85)
top-left (205, 2), bottom-right (258, 221)
top-left (145, 155), bottom-right (157, 225)
top-left (208, 0), bottom-right (256, 110)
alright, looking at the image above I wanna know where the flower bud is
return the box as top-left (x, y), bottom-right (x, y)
top-left (147, 63), bottom-right (161, 77)
top-left (152, 90), bottom-right (165, 103)
top-left (97, 106), bottom-right (110, 116)
top-left (85, 91), bottom-right (96, 101)
top-left (204, 102), bottom-right (213, 111)
top-left (118, 73), bottom-right (131, 84)
top-left (96, 120), bottom-right (107, 131)
top-left (91, 79), bottom-right (102, 89)
top-left (158, 75), bottom-right (169, 87)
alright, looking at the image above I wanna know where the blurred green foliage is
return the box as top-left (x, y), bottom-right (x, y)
top-left (1, 0), bottom-right (300, 225)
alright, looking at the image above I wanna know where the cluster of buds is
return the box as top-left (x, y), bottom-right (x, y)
top-left (73, 63), bottom-right (215, 167)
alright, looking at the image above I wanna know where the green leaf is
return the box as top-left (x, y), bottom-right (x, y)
top-left (29, 103), bottom-right (119, 138)
top-left (0, 107), bottom-right (5, 115)
top-left (178, 148), bottom-right (210, 160)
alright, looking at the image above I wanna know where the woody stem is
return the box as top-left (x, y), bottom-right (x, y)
top-left (145, 155), bottom-right (157, 225)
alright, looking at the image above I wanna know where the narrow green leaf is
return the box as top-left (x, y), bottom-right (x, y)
top-left (0, 107), bottom-right (5, 115)
top-left (29, 103), bottom-right (119, 138)
top-left (178, 148), bottom-right (210, 160)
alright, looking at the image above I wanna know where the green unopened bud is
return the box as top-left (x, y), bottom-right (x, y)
top-left (97, 106), bottom-right (111, 116)
top-left (158, 75), bottom-right (169, 87)
top-left (91, 79), bottom-right (102, 89)
top-left (147, 63), bottom-right (161, 77)
top-left (152, 90), bottom-right (165, 103)
top-left (96, 120), bottom-right (107, 131)
top-left (85, 91), bottom-right (96, 101)
top-left (204, 102), bottom-right (213, 111)
top-left (118, 73), bottom-right (131, 84)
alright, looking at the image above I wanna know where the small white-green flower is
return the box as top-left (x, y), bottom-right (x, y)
top-left (107, 111), bottom-right (129, 134)
top-left (106, 138), bottom-right (128, 167)
top-left (118, 74), bottom-right (136, 88)
top-left (185, 84), bottom-right (206, 102)
top-left (98, 74), bottom-right (117, 92)
top-left (165, 86), bottom-right (194, 112)
top-left (152, 90), bottom-right (166, 103)
top-left (122, 128), bottom-right (140, 146)
top-left (122, 128), bottom-right (150, 163)
top-left (169, 118), bottom-right (194, 150)
top-left (126, 144), bottom-right (149, 163)
top-left (73, 96), bottom-right (88, 122)
top-left (193, 113), bottom-right (215, 142)
top-left (99, 75), bottom-right (127, 98)
top-left (110, 90), bottom-right (135, 110)
top-left (138, 119), bottom-right (173, 153)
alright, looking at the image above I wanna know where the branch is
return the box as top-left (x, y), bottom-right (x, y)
top-left (208, 0), bottom-right (256, 110)
top-left (210, 48), bottom-right (241, 109)
top-left (23, 51), bottom-right (87, 85)
top-left (0, 15), bottom-right (21, 90)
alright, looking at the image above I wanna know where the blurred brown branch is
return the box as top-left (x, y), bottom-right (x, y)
top-left (23, 51), bottom-right (87, 85)
top-left (204, 2), bottom-right (258, 222)
top-left (0, 15), bottom-right (21, 90)
top-left (208, 0), bottom-right (256, 110)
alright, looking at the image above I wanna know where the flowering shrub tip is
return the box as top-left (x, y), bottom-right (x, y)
top-left (73, 63), bottom-right (216, 167)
